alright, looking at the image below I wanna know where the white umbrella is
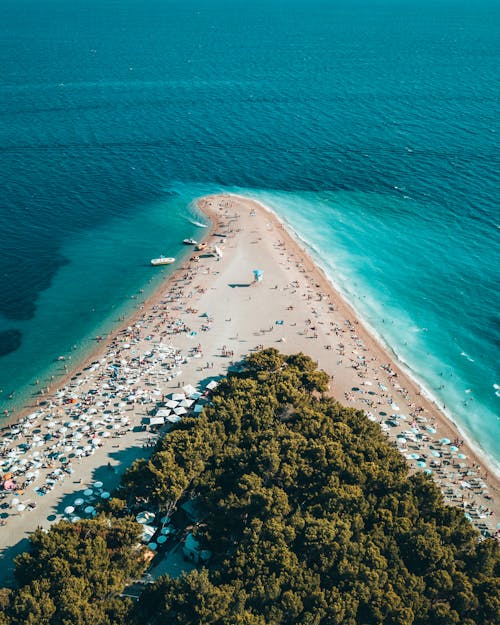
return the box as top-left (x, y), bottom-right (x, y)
top-left (64, 506), bottom-right (75, 515)
top-left (84, 506), bottom-right (95, 514)
top-left (94, 481), bottom-right (103, 489)
top-left (83, 489), bottom-right (93, 497)
top-left (182, 384), bottom-right (197, 397)
top-left (16, 504), bottom-right (26, 512)
top-left (100, 492), bottom-right (110, 499)
top-left (171, 393), bottom-right (185, 402)
top-left (74, 498), bottom-right (84, 506)
top-left (136, 511), bottom-right (155, 524)
top-left (166, 415), bottom-right (182, 423)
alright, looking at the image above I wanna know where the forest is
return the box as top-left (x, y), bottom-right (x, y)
top-left (0, 349), bottom-right (498, 625)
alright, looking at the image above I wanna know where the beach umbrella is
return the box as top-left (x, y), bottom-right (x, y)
top-left (84, 506), bottom-right (95, 514)
top-left (74, 498), bottom-right (84, 506)
top-left (427, 426), bottom-right (437, 434)
top-left (94, 481), bottom-right (103, 489)
top-left (161, 526), bottom-right (174, 535)
top-left (171, 393), bottom-right (185, 402)
top-left (457, 453), bottom-right (467, 459)
top-left (147, 542), bottom-right (157, 551)
top-left (417, 461), bottom-right (426, 468)
top-left (253, 269), bottom-right (264, 282)
top-left (440, 438), bottom-right (451, 445)
top-left (100, 492), bottom-right (110, 499)
top-left (83, 489), bottom-right (93, 497)
top-left (424, 469), bottom-right (433, 475)
top-left (71, 516), bottom-right (81, 523)
top-left (157, 535), bottom-right (167, 544)
top-left (183, 384), bottom-right (197, 397)
top-left (10, 498), bottom-right (19, 506)
top-left (450, 445), bottom-right (459, 452)
top-left (174, 407), bottom-right (187, 416)
top-left (431, 450), bottom-right (441, 458)
top-left (16, 504), bottom-right (26, 512)
top-left (410, 453), bottom-right (420, 460)
top-left (64, 506), bottom-right (75, 515)
top-left (136, 511), bottom-right (155, 524)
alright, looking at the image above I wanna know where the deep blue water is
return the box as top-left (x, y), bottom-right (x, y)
top-left (1, 0), bottom-right (499, 467)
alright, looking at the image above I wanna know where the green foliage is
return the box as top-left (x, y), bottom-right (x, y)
top-left (0, 517), bottom-right (145, 625)
top-left (1, 351), bottom-right (498, 625)
top-left (125, 350), bottom-right (500, 625)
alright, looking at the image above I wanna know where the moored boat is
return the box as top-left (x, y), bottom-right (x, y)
top-left (183, 238), bottom-right (197, 245)
top-left (150, 256), bottom-right (176, 266)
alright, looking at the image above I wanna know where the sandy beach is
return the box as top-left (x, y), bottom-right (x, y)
top-left (0, 192), bottom-right (498, 584)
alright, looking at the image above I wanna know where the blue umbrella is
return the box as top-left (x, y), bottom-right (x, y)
top-left (427, 426), bottom-right (436, 434)
top-left (410, 453), bottom-right (420, 460)
top-left (457, 453), bottom-right (466, 459)
top-left (424, 469), bottom-right (433, 475)
top-left (417, 461), bottom-right (426, 468)
top-left (253, 269), bottom-right (264, 282)
top-left (450, 445), bottom-right (459, 452)
top-left (431, 450), bottom-right (441, 458)
top-left (440, 438), bottom-right (451, 445)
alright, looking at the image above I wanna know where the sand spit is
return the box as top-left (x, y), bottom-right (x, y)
top-left (0, 193), bottom-right (497, 583)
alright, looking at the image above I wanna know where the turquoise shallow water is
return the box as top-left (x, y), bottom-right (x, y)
top-left (0, 0), bottom-right (499, 468)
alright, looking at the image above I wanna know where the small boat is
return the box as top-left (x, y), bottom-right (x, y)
top-left (183, 238), bottom-right (197, 245)
top-left (195, 242), bottom-right (207, 251)
top-left (188, 219), bottom-right (208, 228)
top-left (151, 256), bottom-right (176, 266)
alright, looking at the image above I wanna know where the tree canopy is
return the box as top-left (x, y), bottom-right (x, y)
top-left (1, 350), bottom-right (498, 625)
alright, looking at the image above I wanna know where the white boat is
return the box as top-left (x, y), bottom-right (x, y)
top-left (188, 219), bottom-right (208, 228)
top-left (183, 238), bottom-right (197, 245)
top-left (151, 256), bottom-right (176, 266)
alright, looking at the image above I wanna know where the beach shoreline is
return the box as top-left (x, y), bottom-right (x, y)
top-left (225, 193), bottom-right (500, 480)
top-left (0, 192), bottom-right (497, 580)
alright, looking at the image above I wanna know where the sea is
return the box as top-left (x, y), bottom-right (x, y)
top-left (1, 0), bottom-right (499, 471)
